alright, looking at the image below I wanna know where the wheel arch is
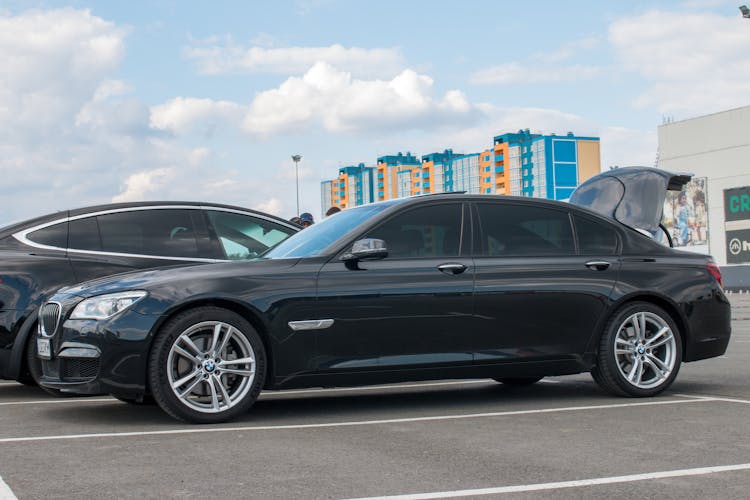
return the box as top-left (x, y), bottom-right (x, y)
top-left (146, 298), bottom-right (275, 392)
top-left (7, 309), bottom-right (37, 381)
top-left (595, 293), bottom-right (689, 362)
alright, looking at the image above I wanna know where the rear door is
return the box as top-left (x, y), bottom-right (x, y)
top-left (471, 201), bottom-right (620, 363)
top-left (68, 208), bottom-right (211, 283)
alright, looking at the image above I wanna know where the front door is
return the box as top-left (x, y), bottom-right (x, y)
top-left (314, 202), bottom-right (475, 373)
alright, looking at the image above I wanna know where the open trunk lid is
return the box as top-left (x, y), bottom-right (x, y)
top-left (569, 167), bottom-right (692, 233)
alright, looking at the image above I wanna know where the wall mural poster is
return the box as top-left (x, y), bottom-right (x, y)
top-left (662, 177), bottom-right (709, 254)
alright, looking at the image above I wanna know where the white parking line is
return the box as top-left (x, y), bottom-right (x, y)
top-left (343, 463), bottom-right (750, 499)
top-left (0, 397), bottom-right (716, 444)
top-left (0, 380), bottom-right (497, 407)
top-left (0, 398), bottom-right (114, 407)
top-left (0, 474), bottom-right (17, 500)
top-left (675, 393), bottom-right (750, 405)
top-left (260, 379), bottom-right (492, 396)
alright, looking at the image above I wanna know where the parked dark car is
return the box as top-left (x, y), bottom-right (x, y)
top-left (37, 168), bottom-right (731, 422)
top-left (0, 202), bottom-right (299, 392)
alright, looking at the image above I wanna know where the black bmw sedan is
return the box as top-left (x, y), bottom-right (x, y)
top-left (0, 202), bottom-right (299, 392)
top-left (37, 168), bottom-right (731, 423)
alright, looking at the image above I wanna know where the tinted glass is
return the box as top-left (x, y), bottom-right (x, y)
top-left (265, 200), bottom-right (401, 259)
top-left (574, 215), bottom-right (618, 255)
top-left (366, 203), bottom-right (462, 258)
top-left (27, 222), bottom-right (67, 248)
top-left (97, 209), bottom-right (198, 258)
top-left (207, 210), bottom-right (296, 260)
top-left (569, 177), bottom-right (624, 218)
top-left (477, 203), bottom-right (574, 256)
top-left (68, 216), bottom-right (102, 251)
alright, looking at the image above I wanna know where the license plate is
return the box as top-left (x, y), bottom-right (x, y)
top-left (37, 338), bottom-right (51, 359)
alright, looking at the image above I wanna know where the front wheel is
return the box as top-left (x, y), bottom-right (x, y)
top-left (149, 307), bottom-right (266, 424)
top-left (592, 302), bottom-right (682, 397)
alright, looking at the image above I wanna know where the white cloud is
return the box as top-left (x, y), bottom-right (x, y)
top-left (92, 79), bottom-right (132, 102)
top-left (149, 97), bottom-right (246, 135)
top-left (243, 62), bottom-right (478, 135)
top-left (531, 37), bottom-right (600, 63)
top-left (0, 8), bottom-right (126, 136)
top-left (112, 167), bottom-right (175, 202)
top-left (0, 9), bottom-right (287, 225)
top-left (470, 62), bottom-right (602, 85)
top-left (184, 41), bottom-right (405, 78)
top-left (406, 105), bottom-right (592, 155)
top-left (598, 127), bottom-right (657, 169)
top-left (150, 62), bottom-right (480, 138)
top-left (609, 9), bottom-right (750, 115)
top-left (256, 197), bottom-right (283, 215)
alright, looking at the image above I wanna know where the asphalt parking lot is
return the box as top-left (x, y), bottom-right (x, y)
top-left (1, 296), bottom-right (749, 500)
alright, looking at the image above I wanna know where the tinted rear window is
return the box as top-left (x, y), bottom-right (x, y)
top-left (27, 222), bottom-right (67, 248)
top-left (97, 209), bottom-right (199, 258)
top-left (574, 215), bottom-right (618, 255)
top-left (476, 203), bottom-right (574, 256)
top-left (68, 217), bottom-right (102, 251)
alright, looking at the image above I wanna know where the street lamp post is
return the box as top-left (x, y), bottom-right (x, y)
top-left (292, 154), bottom-right (302, 216)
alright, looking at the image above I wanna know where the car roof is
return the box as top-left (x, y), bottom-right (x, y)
top-left (396, 192), bottom-right (580, 211)
top-left (0, 200), bottom-right (297, 237)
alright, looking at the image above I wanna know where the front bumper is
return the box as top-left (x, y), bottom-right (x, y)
top-left (37, 301), bottom-right (161, 397)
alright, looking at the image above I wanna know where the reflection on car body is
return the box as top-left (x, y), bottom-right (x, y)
top-left (0, 201), bottom-right (298, 392)
top-left (37, 168), bottom-right (731, 423)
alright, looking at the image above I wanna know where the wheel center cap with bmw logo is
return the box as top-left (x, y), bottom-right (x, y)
top-left (203, 360), bottom-right (216, 373)
top-left (637, 345), bottom-right (646, 355)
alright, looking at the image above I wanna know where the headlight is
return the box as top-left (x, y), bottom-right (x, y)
top-left (70, 291), bottom-right (148, 320)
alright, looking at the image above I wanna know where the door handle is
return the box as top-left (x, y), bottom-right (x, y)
top-left (438, 263), bottom-right (467, 275)
top-left (585, 260), bottom-right (611, 271)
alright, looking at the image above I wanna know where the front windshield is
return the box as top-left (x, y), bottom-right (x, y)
top-left (264, 200), bottom-right (402, 259)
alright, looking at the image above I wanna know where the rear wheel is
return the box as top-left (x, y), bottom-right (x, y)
top-left (149, 307), bottom-right (266, 424)
top-left (493, 376), bottom-right (543, 386)
top-left (592, 302), bottom-right (682, 397)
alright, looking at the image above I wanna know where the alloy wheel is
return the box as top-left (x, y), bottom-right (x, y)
top-left (613, 312), bottom-right (677, 390)
top-left (166, 321), bottom-right (256, 414)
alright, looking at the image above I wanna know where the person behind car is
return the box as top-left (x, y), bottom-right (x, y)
top-left (299, 212), bottom-right (315, 228)
top-left (325, 206), bottom-right (341, 217)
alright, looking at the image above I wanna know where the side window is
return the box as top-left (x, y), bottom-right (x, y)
top-left (477, 203), bottom-right (574, 256)
top-left (207, 210), bottom-right (297, 260)
top-left (574, 215), bottom-right (618, 255)
top-left (68, 216), bottom-right (102, 251)
top-left (97, 209), bottom-right (199, 258)
top-left (365, 203), bottom-right (462, 259)
top-left (27, 222), bottom-right (67, 248)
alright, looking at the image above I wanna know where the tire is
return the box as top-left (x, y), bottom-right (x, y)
top-left (493, 376), bottom-right (543, 386)
top-left (592, 302), bottom-right (682, 397)
top-left (24, 331), bottom-right (76, 397)
top-left (149, 307), bottom-right (266, 424)
top-left (113, 394), bottom-right (156, 405)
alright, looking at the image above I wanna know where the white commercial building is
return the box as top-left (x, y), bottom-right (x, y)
top-left (658, 105), bottom-right (750, 288)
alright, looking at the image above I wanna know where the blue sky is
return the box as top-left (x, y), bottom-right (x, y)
top-left (1, 0), bottom-right (749, 224)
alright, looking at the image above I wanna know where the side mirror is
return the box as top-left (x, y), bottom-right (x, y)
top-left (341, 238), bottom-right (388, 263)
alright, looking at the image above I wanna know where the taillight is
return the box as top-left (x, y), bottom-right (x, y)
top-left (707, 262), bottom-right (723, 288)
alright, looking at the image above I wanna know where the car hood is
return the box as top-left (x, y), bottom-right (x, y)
top-left (58, 258), bottom-right (300, 299)
top-left (569, 167), bottom-right (692, 232)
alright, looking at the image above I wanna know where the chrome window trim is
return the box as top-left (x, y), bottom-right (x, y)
top-left (13, 205), bottom-right (297, 263)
